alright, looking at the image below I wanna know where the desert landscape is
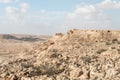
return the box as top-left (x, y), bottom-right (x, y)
top-left (0, 34), bottom-right (50, 66)
top-left (0, 0), bottom-right (120, 80)
top-left (0, 29), bottom-right (120, 80)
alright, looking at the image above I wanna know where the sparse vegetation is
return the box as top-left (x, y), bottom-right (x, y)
top-left (112, 38), bottom-right (118, 43)
top-left (0, 30), bottom-right (120, 80)
top-left (96, 49), bottom-right (107, 54)
top-left (80, 56), bottom-right (92, 63)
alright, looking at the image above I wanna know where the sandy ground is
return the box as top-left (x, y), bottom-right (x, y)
top-left (0, 34), bottom-right (50, 65)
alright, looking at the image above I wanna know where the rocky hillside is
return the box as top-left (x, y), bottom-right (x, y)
top-left (0, 29), bottom-right (120, 80)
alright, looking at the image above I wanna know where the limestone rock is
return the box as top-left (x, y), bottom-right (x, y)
top-left (0, 29), bottom-right (120, 80)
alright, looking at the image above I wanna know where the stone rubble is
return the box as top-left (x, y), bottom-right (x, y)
top-left (0, 29), bottom-right (120, 80)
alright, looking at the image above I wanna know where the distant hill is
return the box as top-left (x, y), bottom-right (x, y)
top-left (0, 34), bottom-right (51, 42)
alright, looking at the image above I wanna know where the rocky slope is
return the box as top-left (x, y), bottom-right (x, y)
top-left (0, 29), bottom-right (120, 80)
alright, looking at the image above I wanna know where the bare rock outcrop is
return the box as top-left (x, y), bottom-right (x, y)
top-left (0, 29), bottom-right (120, 80)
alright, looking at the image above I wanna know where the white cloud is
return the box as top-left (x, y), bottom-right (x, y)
top-left (5, 6), bottom-right (21, 21)
top-left (68, 5), bottom-right (100, 20)
top-left (5, 2), bottom-right (29, 23)
top-left (0, 0), bottom-right (19, 3)
top-left (65, 0), bottom-right (120, 29)
top-left (1, 0), bottom-right (120, 35)
top-left (98, 0), bottom-right (120, 9)
top-left (20, 2), bottom-right (29, 13)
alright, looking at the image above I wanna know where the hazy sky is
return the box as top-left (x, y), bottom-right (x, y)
top-left (0, 0), bottom-right (120, 35)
